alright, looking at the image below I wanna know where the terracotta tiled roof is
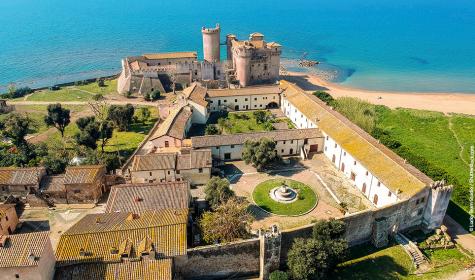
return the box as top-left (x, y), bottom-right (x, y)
top-left (105, 181), bottom-right (190, 213)
top-left (0, 231), bottom-right (50, 268)
top-left (64, 165), bottom-right (106, 185)
top-left (279, 80), bottom-right (432, 198)
top-left (55, 258), bottom-right (172, 280)
top-left (131, 153), bottom-right (176, 171)
top-left (143, 52), bottom-right (197, 60)
top-left (150, 106), bottom-right (192, 141)
top-left (183, 83), bottom-right (208, 107)
top-left (40, 175), bottom-right (65, 192)
top-left (55, 209), bottom-right (188, 266)
top-left (0, 167), bottom-right (45, 185)
top-left (131, 150), bottom-right (212, 172)
top-left (206, 85), bottom-right (281, 97)
top-left (191, 128), bottom-right (322, 148)
top-left (0, 204), bottom-right (15, 219)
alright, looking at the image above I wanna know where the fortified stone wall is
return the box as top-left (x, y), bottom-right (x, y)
top-left (175, 238), bottom-right (260, 279)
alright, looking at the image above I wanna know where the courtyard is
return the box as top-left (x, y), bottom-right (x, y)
top-left (224, 152), bottom-right (374, 230)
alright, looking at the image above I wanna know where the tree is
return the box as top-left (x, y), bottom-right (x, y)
top-left (204, 177), bottom-right (235, 208)
top-left (150, 90), bottom-right (161, 101)
top-left (205, 124), bottom-right (220, 135)
top-left (138, 107), bottom-right (151, 123)
top-left (242, 138), bottom-right (279, 171)
top-left (44, 103), bottom-right (71, 137)
top-left (199, 198), bottom-right (254, 243)
top-left (97, 79), bottom-right (105, 87)
top-left (97, 120), bottom-right (114, 152)
top-left (253, 110), bottom-right (268, 124)
top-left (269, 270), bottom-right (289, 280)
top-left (0, 113), bottom-right (31, 149)
top-left (287, 219), bottom-right (348, 280)
top-left (107, 104), bottom-right (135, 131)
top-left (75, 116), bottom-right (100, 149)
top-left (313, 91), bottom-right (334, 105)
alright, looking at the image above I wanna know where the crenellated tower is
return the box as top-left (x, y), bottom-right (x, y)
top-left (202, 24), bottom-right (221, 63)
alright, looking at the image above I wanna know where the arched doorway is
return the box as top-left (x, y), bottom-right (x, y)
top-left (362, 183), bottom-right (367, 194)
top-left (266, 102), bottom-right (279, 109)
top-left (341, 163), bottom-right (345, 172)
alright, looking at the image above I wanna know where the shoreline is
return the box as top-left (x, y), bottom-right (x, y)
top-left (284, 71), bottom-right (475, 116)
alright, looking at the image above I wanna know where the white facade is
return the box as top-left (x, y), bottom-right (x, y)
top-left (281, 94), bottom-right (398, 208)
top-left (208, 93), bottom-right (280, 112)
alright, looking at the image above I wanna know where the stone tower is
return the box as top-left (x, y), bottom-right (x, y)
top-left (233, 43), bottom-right (253, 87)
top-left (226, 34), bottom-right (237, 61)
top-left (202, 24), bottom-right (221, 63)
top-left (423, 180), bottom-right (453, 230)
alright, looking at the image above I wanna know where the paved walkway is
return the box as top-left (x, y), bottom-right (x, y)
top-left (444, 215), bottom-right (475, 255)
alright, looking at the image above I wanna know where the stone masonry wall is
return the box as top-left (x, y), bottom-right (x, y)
top-left (175, 238), bottom-right (260, 279)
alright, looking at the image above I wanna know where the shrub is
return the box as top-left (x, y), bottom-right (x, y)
top-left (313, 91), bottom-right (334, 105)
top-left (92, 94), bottom-right (104, 101)
top-left (150, 90), bottom-right (161, 101)
top-left (3, 86), bottom-right (33, 99)
top-left (269, 270), bottom-right (289, 280)
top-left (205, 124), bottom-right (220, 135)
top-left (97, 79), bottom-right (105, 87)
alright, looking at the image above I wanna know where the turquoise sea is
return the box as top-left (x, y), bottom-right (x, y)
top-left (1, 0), bottom-right (474, 93)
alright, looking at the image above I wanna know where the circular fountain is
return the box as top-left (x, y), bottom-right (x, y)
top-left (270, 183), bottom-right (298, 203)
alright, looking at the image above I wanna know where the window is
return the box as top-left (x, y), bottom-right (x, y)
top-left (149, 172), bottom-right (152, 176)
top-left (421, 197), bottom-right (425, 203)
top-left (417, 208), bottom-right (423, 216)
top-left (254, 98), bottom-right (257, 101)
top-left (304, 139), bottom-right (308, 144)
top-left (15, 274), bottom-right (19, 279)
top-left (362, 183), bottom-right (367, 193)
top-left (5, 216), bottom-right (8, 221)
top-left (377, 181), bottom-right (381, 187)
top-left (373, 194), bottom-right (379, 205)
top-left (74, 190), bottom-right (81, 194)
top-left (343, 152), bottom-right (346, 156)
top-left (366, 171), bottom-right (369, 176)
top-left (353, 161), bottom-right (357, 165)
top-left (340, 163), bottom-right (345, 172)
top-left (281, 149), bottom-right (284, 153)
top-left (388, 191), bottom-right (392, 197)
top-left (209, 100), bottom-right (213, 103)
top-left (24, 186), bottom-right (28, 190)
top-left (334, 144), bottom-right (337, 148)
top-left (325, 147), bottom-right (327, 151)
top-left (164, 141), bottom-right (169, 148)
top-left (416, 199), bottom-right (420, 205)
top-left (326, 136), bottom-right (329, 140)
top-left (167, 170), bottom-right (170, 175)
top-left (283, 141), bottom-right (286, 144)
top-left (176, 170), bottom-right (180, 174)
top-left (350, 172), bottom-right (356, 181)
top-left (198, 168), bottom-right (203, 173)
top-left (231, 145), bottom-right (235, 148)
top-left (245, 98), bottom-right (248, 101)
top-left (224, 99), bottom-right (227, 103)
top-left (235, 99), bottom-right (237, 102)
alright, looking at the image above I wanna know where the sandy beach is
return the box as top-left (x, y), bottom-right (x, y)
top-left (284, 72), bottom-right (475, 116)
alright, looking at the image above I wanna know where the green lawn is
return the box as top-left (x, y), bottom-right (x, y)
top-left (334, 243), bottom-right (473, 280)
top-left (12, 79), bottom-right (118, 102)
top-left (217, 111), bottom-right (273, 134)
top-left (252, 179), bottom-right (318, 216)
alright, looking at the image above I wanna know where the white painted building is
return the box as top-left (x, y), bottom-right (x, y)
top-left (279, 80), bottom-right (436, 210)
top-left (192, 129), bottom-right (323, 161)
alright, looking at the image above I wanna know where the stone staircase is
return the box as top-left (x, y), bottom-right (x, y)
top-left (395, 233), bottom-right (427, 269)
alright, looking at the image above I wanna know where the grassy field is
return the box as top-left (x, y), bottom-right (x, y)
top-left (2, 104), bottom-right (157, 158)
top-left (252, 179), bottom-right (318, 216)
top-left (329, 96), bottom-right (475, 229)
top-left (334, 243), bottom-right (473, 279)
top-left (12, 79), bottom-right (117, 102)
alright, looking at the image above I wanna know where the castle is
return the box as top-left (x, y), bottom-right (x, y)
top-left (117, 24), bottom-right (281, 95)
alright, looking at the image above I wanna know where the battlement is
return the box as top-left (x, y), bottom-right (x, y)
top-left (202, 23), bottom-right (220, 34)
